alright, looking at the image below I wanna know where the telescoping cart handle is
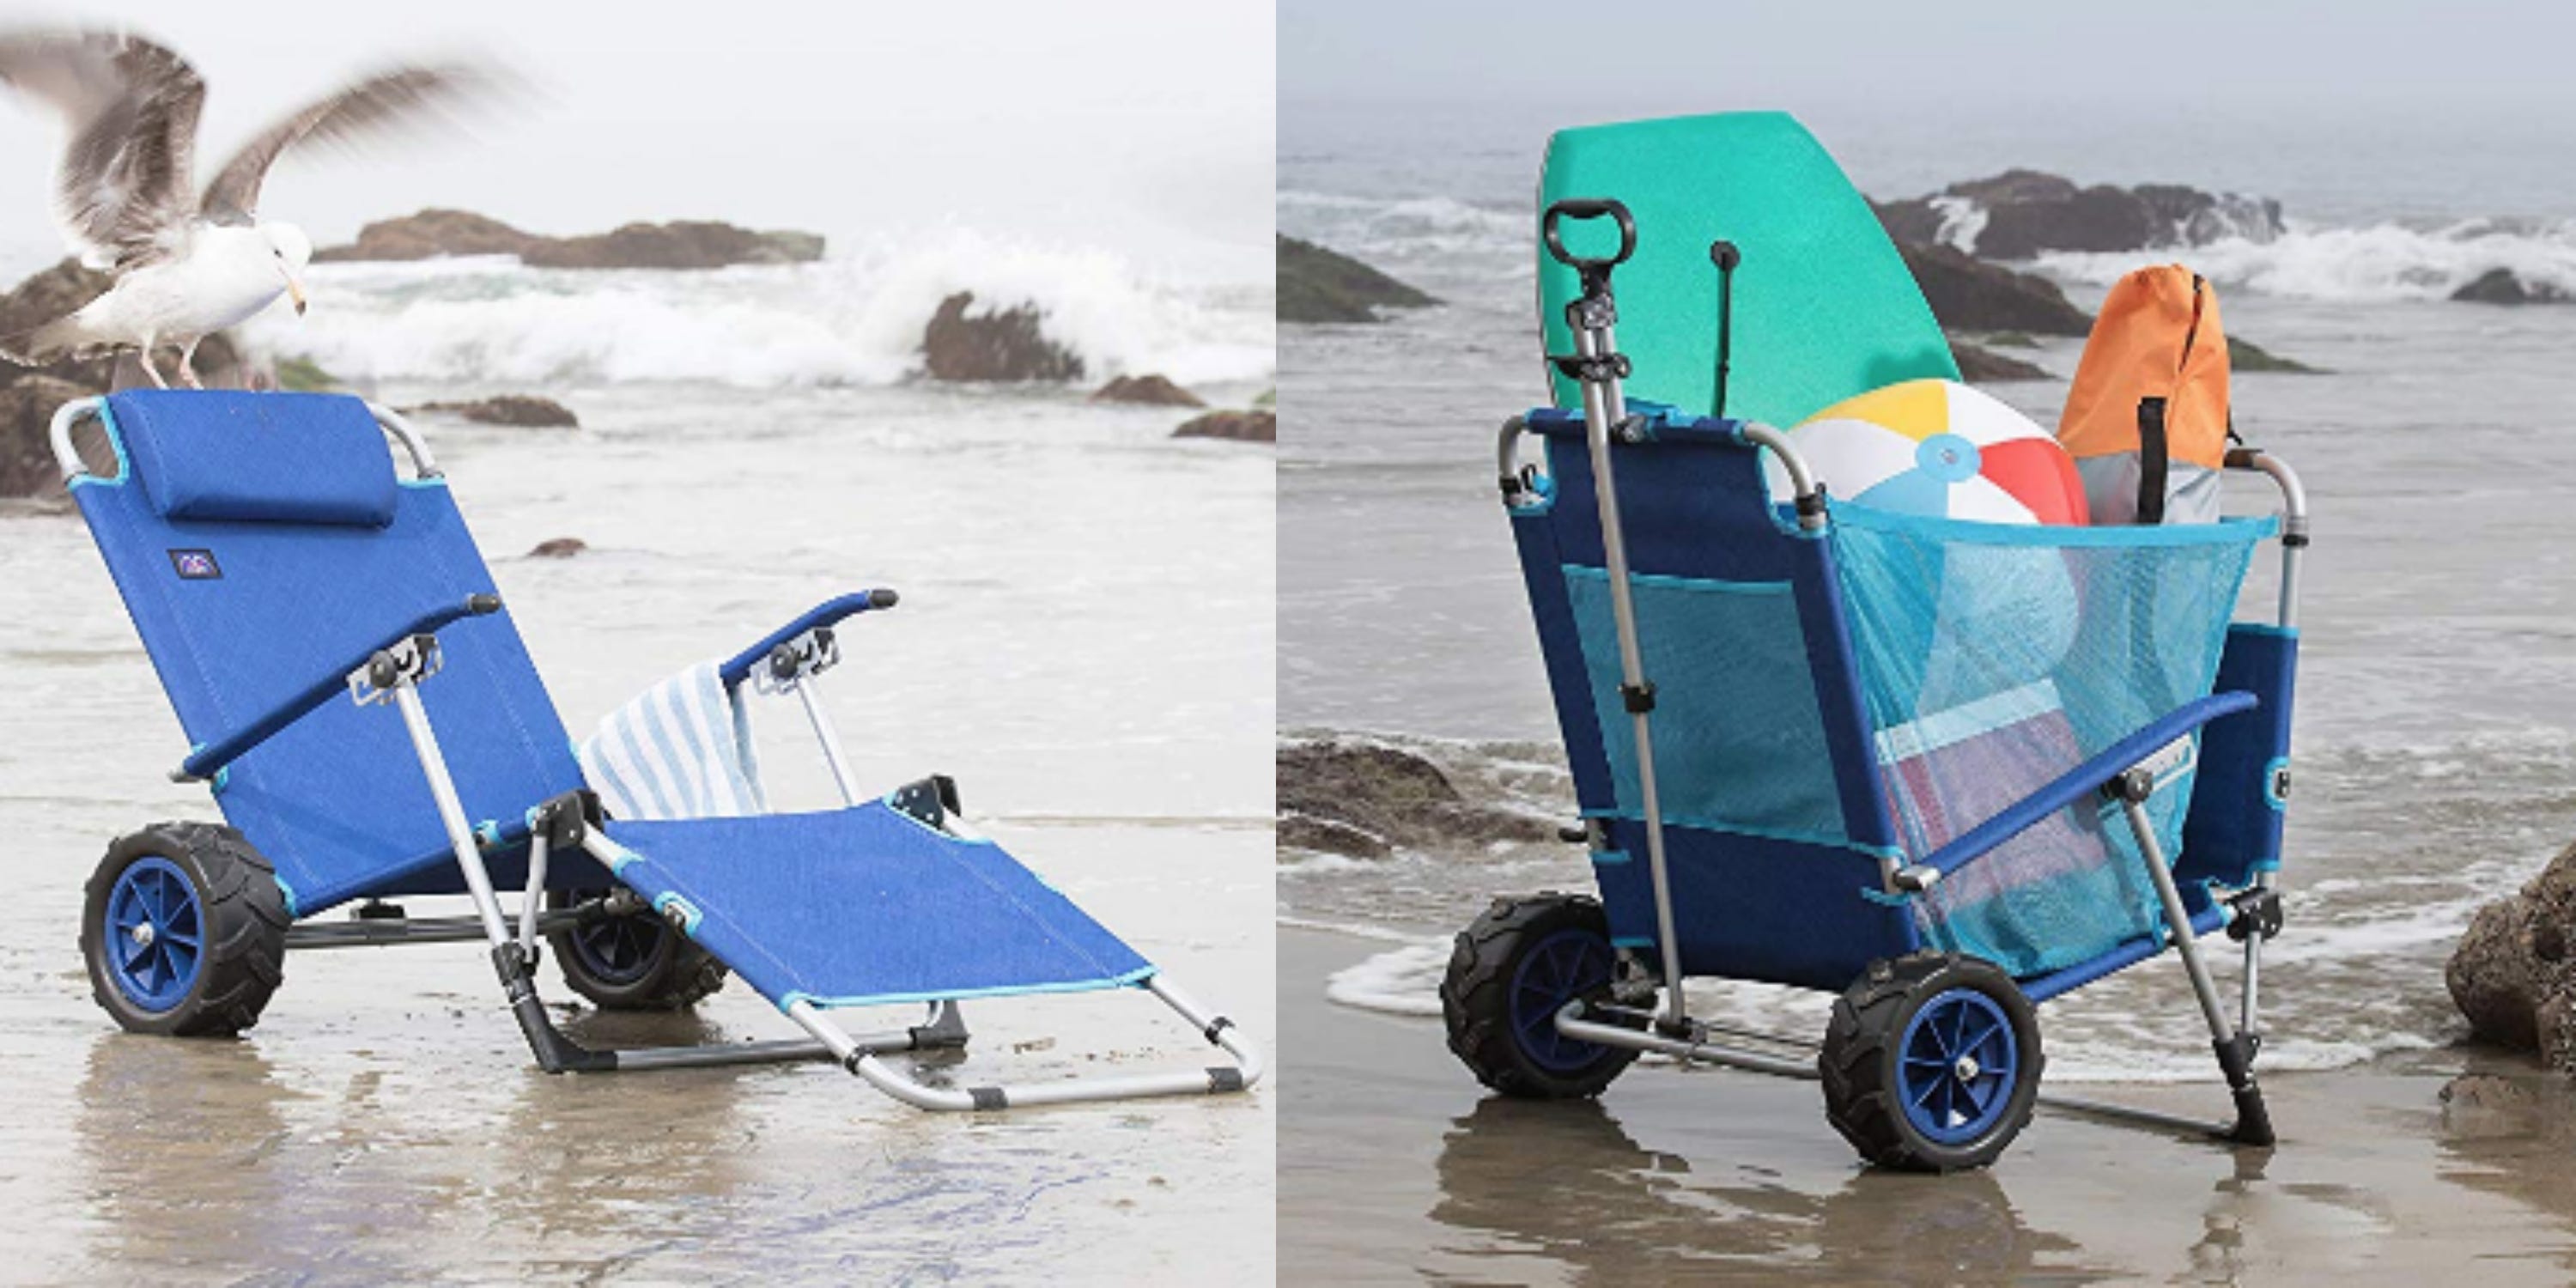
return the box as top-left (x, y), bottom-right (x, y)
top-left (1542, 198), bottom-right (1637, 277)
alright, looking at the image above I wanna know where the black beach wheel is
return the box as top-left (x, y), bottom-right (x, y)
top-left (1442, 892), bottom-right (1639, 1099)
top-left (544, 890), bottom-right (726, 1011)
top-left (1820, 953), bottom-right (2044, 1172)
top-left (82, 823), bottom-right (289, 1036)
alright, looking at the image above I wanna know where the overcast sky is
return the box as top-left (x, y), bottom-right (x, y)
top-left (0, 1), bottom-right (1274, 279)
top-left (1283, 0), bottom-right (2576, 116)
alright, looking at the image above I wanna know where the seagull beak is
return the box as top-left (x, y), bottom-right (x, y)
top-left (283, 273), bottom-right (308, 317)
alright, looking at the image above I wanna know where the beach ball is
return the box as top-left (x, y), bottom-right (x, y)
top-left (1765, 380), bottom-right (2089, 526)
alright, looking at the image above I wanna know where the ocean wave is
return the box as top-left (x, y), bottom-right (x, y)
top-left (237, 229), bottom-right (1274, 390)
top-left (2037, 216), bottom-right (2576, 302)
top-left (1276, 188), bottom-right (1523, 260)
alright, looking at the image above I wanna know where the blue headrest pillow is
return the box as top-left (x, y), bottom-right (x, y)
top-left (104, 391), bottom-right (401, 527)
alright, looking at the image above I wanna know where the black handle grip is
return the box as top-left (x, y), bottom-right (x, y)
top-left (1543, 198), bottom-right (1637, 273)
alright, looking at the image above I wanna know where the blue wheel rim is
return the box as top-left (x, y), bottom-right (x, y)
top-left (1896, 987), bottom-right (2020, 1145)
top-left (570, 908), bottom-right (665, 987)
top-left (104, 856), bottom-right (204, 1012)
top-left (1509, 926), bottom-right (1617, 1072)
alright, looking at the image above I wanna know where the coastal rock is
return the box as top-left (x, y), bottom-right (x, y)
top-left (1877, 169), bottom-right (2282, 260)
top-left (521, 222), bottom-right (824, 270)
top-left (1092, 374), bottom-right (1204, 407)
top-left (315, 209), bottom-right (825, 270)
top-left (527, 537), bottom-right (588, 559)
top-left (1276, 739), bottom-right (1558, 860)
top-left (2451, 268), bottom-right (2572, 306)
top-left (405, 395), bottom-right (579, 428)
top-left (1279, 234), bottom-right (1437, 324)
top-left (2448, 837), bottom-right (2576, 1068)
top-left (1950, 340), bottom-right (2050, 383)
top-left (313, 209), bottom-right (539, 263)
top-left (2227, 336), bottom-right (2320, 374)
top-left (1899, 244), bottom-right (2093, 337)
top-left (0, 374), bottom-right (93, 498)
top-left (1172, 410), bottom-right (1274, 443)
top-left (920, 292), bottom-right (1084, 383)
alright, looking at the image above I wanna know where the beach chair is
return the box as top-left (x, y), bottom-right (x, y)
top-left (1447, 112), bottom-right (2305, 1170)
top-left (50, 390), bottom-right (1260, 1111)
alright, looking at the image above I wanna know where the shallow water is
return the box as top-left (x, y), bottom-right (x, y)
top-left (1278, 136), bottom-right (2576, 1080)
top-left (0, 380), bottom-right (1274, 1283)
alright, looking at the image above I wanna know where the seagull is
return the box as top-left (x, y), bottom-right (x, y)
top-left (0, 29), bottom-right (493, 388)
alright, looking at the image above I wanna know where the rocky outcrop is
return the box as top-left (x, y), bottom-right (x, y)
top-left (1900, 244), bottom-right (2093, 337)
top-left (404, 395), bottom-right (579, 428)
top-left (1172, 409), bottom-right (1273, 443)
top-left (316, 209), bottom-right (824, 270)
top-left (1279, 234), bottom-right (1437, 324)
top-left (521, 222), bottom-right (823, 270)
top-left (0, 373), bottom-right (92, 498)
top-left (527, 537), bottom-right (588, 558)
top-left (1092, 374), bottom-right (1204, 407)
top-left (1276, 739), bottom-right (1558, 860)
top-left (920, 292), bottom-right (1084, 383)
top-left (1950, 340), bottom-right (2050, 383)
top-left (2451, 268), bottom-right (2571, 306)
top-left (2227, 336), bottom-right (2319, 374)
top-left (1877, 170), bottom-right (2282, 260)
top-left (2449, 839), bottom-right (2576, 1069)
top-left (313, 209), bottom-right (539, 262)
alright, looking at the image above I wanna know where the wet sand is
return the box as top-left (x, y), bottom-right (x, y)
top-left (1280, 927), bottom-right (2576, 1285)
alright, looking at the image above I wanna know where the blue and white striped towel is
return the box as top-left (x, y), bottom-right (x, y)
top-left (578, 661), bottom-right (768, 820)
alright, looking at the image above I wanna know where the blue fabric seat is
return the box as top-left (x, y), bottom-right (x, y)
top-left (598, 802), bottom-right (1153, 1010)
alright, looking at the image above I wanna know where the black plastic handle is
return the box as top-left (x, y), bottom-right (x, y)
top-left (1542, 198), bottom-right (1637, 273)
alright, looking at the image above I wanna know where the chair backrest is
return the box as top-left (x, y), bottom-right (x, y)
top-left (70, 392), bottom-right (585, 915)
top-left (1508, 408), bottom-right (1917, 988)
top-left (1538, 112), bottom-right (1956, 426)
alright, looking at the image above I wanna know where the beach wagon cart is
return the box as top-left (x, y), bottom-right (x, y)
top-left (1443, 113), bottom-right (2304, 1170)
top-left (52, 390), bottom-right (1259, 1111)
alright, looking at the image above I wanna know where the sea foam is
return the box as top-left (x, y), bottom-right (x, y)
top-left (240, 228), bottom-right (1273, 390)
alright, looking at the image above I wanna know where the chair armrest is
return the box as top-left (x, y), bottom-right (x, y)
top-left (718, 590), bottom-right (899, 689)
top-left (174, 594), bottom-right (503, 782)
top-left (1906, 691), bottom-right (2259, 885)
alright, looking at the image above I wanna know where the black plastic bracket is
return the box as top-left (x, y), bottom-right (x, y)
top-left (887, 775), bottom-right (963, 829)
top-left (1620, 681), bottom-right (1656, 714)
top-left (2105, 767), bottom-right (2158, 805)
top-left (1548, 351), bottom-right (1632, 385)
top-left (532, 789), bottom-right (600, 852)
top-left (2224, 887), bottom-right (2285, 942)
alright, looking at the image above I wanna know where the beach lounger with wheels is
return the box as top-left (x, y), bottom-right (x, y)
top-left (52, 390), bottom-right (1260, 1111)
top-left (1447, 112), bottom-right (2304, 1170)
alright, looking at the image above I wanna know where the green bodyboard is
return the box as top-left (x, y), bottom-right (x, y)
top-left (1539, 112), bottom-right (1958, 427)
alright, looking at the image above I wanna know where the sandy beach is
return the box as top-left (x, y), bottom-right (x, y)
top-left (1281, 927), bottom-right (2576, 1285)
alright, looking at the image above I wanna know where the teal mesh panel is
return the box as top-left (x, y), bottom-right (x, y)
top-left (1564, 568), bottom-right (1847, 847)
top-left (1827, 507), bottom-right (2269, 975)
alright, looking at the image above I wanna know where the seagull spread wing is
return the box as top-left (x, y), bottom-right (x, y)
top-left (198, 63), bottom-right (490, 225)
top-left (0, 29), bottom-right (204, 270)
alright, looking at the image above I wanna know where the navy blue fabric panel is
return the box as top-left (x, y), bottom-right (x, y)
top-left (1510, 492), bottom-right (1619, 813)
top-left (106, 391), bottom-right (398, 527)
top-left (1592, 818), bottom-right (1913, 993)
top-left (601, 804), bottom-right (1154, 1008)
top-left (75, 471), bottom-right (585, 915)
top-left (2179, 627), bottom-right (2299, 889)
top-left (1530, 412), bottom-right (1802, 584)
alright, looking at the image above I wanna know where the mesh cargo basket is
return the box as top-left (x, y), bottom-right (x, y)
top-left (1826, 504), bottom-right (2272, 976)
